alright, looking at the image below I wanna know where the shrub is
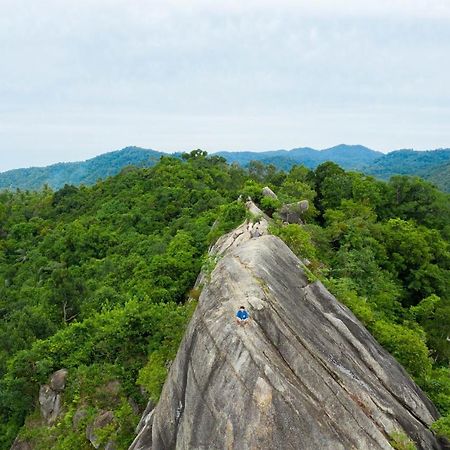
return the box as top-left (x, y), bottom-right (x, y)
top-left (372, 320), bottom-right (432, 380)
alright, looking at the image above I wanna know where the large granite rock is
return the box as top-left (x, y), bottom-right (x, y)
top-left (131, 223), bottom-right (443, 450)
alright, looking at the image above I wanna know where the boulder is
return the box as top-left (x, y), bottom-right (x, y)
top-left (86, 410), bottom-right (115, 449)
top-left (38, 368), bottom-right (68, 425)
top-left (279, 199), bottom-right (309, 224)
top-left (131, 226), bottom-right (443, 449)
top-left (105, 441), bottom-right (117, 450)
top-left (72, 407), bottom-right (88, 429)
top-left (261, 186), bottom-right (278, 199)
top-left (134, 401), bottom-right (155, 436)
top-left (50, 368), bottom-right (68, 392)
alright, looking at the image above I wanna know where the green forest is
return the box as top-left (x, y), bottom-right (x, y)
top-left (0, 151), bottom-right (449, 449)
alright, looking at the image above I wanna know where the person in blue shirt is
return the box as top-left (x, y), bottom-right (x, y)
top-left (236, 306), bottom-right (249, 326)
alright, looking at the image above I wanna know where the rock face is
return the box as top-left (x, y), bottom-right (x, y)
top-left (131, 219), bottom-right (443, 450)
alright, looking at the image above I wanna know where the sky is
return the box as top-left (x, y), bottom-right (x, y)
top-left (1, 0), bottom-right (450, 171)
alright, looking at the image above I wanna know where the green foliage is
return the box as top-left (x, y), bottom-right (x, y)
top-left (0, 147), bottom-right (163, 190)
top-left (270, 223), bottom-right (317, 263)
top-left (389, 431), bottom-right (417, 450)
top-left (431, 415), bottom-right (450, 440)
top-left (137, 350), bottom-right (170, 403)
top-left (259, 196), bottom-right (282, 216)
top-left (410, 294), bottom-right (441, 322)
top-left (371, 320), bottom-right (432, 380)
top-left (367, 149), bottom-right (450, 192)
top-left (207, 201), bottom-right (247, 244)
top-left (421, 367), bottom-right (450, 416)
top-left (424, 161), bottom-right (450, 194)
top-left (325, 278), bottom-right (375, 326)
top-left (240, 179), bottom-right (264, 203)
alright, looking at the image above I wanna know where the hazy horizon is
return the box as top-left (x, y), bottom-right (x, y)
top-left (2, 0), bottom-right (449, 172)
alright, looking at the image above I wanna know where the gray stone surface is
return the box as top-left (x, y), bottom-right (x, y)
top-left (49, 368), bottom-right (68, 392)
top-left (72, 407), bottom-right (88, 429)
top-left (38, 368), bottom-right (68, 425)
top-left (131, 223), bottom-right (443, 450)
top-left (38, 385), bottom-right (62, 425)
top-left (279, 199), bottom-right (309, 224)
top-left (135, 401), bottom-right (155, 435)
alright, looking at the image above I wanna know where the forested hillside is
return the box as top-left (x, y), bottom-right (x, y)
top-left (2, 145), bottom-right (450, 193)
top-left (366, 149), bottom-right (450, 192)
top-left (0, 147), bottom-right (162, 191)
top-left (216, 144), bottom-right (383, 170)
top-left (1, 152), bottom-right (449, 449)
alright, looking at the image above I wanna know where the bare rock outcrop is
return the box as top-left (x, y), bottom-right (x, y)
top-left (38, 368), bottom-right (68, 425)
top-left (131, 223), bottom-right (442, 449)
top-left (279, 199), bottom-right (309, 224)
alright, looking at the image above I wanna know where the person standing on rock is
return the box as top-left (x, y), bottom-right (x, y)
top-left (236, 306), bottom-right (249, 326)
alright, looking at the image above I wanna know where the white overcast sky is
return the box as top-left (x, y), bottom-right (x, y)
top-left (1, 0), bottom-right (449, 171)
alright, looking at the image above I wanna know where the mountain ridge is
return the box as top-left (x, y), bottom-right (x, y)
top-left (0, 147), bottom-right (163, 190)
top-left (130, 209), bottom-right (443, 450)
top-left (1, 145), bottom-right (450, 192)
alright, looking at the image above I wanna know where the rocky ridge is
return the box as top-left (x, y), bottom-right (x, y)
top-left (130, 204), bottom-right (444, 450)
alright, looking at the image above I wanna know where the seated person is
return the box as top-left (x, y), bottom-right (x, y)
top-left (236, 306), bottom-right (249, 325)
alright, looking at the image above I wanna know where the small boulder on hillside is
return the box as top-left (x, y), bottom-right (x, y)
top-left (279, 200), bottom-right (309, 224)
top-left (38, 369), bottom-right (68, 425)
top-left (261, 186), bottom-right (278, 199)
top-left (50, 368), bottom-right (68, 392)
top-left (86, 410), bottom-right (115, 449)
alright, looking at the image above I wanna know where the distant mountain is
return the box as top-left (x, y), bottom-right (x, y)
top-left (365, 149), bottom-right (450, 192)
top-left (2, 144), bottom-right (450, 192)
top-left (423, 161), bottom-right (450, 193)
top-left (215, 145), bottom-right (450, 192)
top-left (216, 144), bottom-right (383, 170)
top-left (0, 147), bottom-right (163, 190)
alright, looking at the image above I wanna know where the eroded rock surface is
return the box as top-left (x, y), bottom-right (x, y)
top-left (131, 225), bottom-right (442, 450)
